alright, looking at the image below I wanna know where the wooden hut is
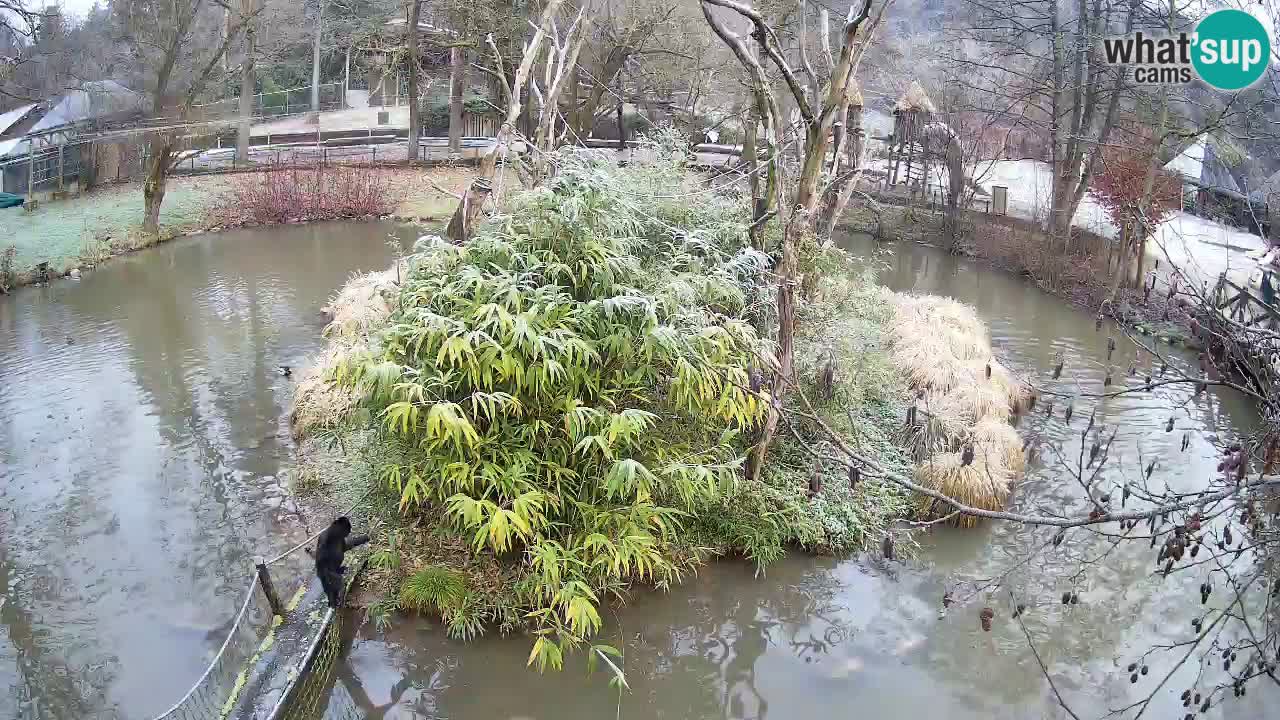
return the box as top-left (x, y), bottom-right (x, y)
top-left (887, 81), bottom-right (936, 189)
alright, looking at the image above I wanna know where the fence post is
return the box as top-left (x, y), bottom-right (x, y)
top-left (57, 143), bottom-right (64, 192)
top-left (255, 556), bottom-right (284, 616)
top-left (27, 148), bottom-right (34, 198)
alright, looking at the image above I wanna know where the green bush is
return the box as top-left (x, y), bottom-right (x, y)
top-left (325, 137), bottom-right (915, 668)
top-left (337, 145), bottom-right (770, 668)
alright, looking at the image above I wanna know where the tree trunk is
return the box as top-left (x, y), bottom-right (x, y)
top-left (236, 0), bottom-right (256, 163)
top-left (446, 178), bottom-right (491, 243)
top-left (448, 45), bottom-right (464, 155)
top-left (460, 0), bottom-right (566, 223)
top-left (568, 66), bottom-right (580, 136)
top-left (142, 135), bottom-right (172, 238)
top-left (1107, 216), bottom-right (1133, 304)
top-left (741, 103), bottom-right (763, 249)
top-left (749, 124), bottom-right (831, 482)
top-left (747, 226), bottom-right (801, 483)
top-left (1132, 0), bottom-right (1174, 289)
top-left (310, 0), bottom-right (323, 112)
top-left (615, 103), bottom-right (624, 150)
top-left (573, 48), bottom-right (631, 137)
top-left (406, 0), bottom-right (421, 160)
top-left (818, 102), bottom-right (864, 237)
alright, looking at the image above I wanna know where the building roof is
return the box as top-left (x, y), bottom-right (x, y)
top-left (1247, 167), bottom-right (1280, 204)
top-left (1163, 133), bottom-right (1243, 199)
top-left (0, 103), bottom-right (38, 135)
top-left (29, 80), bottom-right (143, 135)
top-left (0, 81), bottom-right (145, 159)
top-left (1164, 134), bottom-right (1205, 181)
top-left (1201, 142), bottom-right (1242, 197)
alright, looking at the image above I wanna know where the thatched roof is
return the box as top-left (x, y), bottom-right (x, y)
top-left (894, 81), bottom-right (936, 114)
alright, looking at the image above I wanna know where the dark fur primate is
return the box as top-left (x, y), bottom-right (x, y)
top-left (315, 517), bottom-right (369, 608)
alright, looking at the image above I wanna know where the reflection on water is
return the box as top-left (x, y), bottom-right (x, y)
top-left (0, 221), bottom-right (417, 719)
top-left (315, 234), bottom-right (1274, 720)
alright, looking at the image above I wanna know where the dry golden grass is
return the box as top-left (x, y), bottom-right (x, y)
top-left (978, 359), bottom-right (1031, 409)
top-left (290, 342), bottom-right (368, 438)
top-left (971, 416), bottom-right (1025, 476)
top-left (291, 260), bottom-right (405, 438)
top-left (913, 452), bottom-right (1011, 529)
top-left (323, 262), bottom-right (404, 340)
top-left (885, 293), bottom-right (1027, 526)
top-left (927, 384), bottom-right (1012, 427)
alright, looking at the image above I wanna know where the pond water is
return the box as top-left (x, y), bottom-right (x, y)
top-left (0, 221), bottom-right (417, 719)
top-left (1, 224), bottom-right (1274, 720)
top-left (310, 234), bottom-right (1275, 720)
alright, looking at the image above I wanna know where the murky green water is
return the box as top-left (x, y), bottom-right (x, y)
top-left (0, 221), bottom-right (417, 719)
top-left (312, 234), bottom-right (1274, 720)
top-left (1, 225), bottom-right (1274, 719)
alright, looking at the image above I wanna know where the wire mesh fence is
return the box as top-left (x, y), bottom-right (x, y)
top-left (271, 608), bottom-right (361, 720)
top-left (149, 579), bottom-right (270, 720)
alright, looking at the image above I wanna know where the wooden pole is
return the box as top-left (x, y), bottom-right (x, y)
top-left (255, 556), bottom-right (283, 616)
top-left (446, 178), bottom-right (492, 243)
top-left (615, 73), bottom-right (624, 151)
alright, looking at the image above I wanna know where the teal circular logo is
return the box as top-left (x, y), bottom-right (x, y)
top-left (1192, 9), bottom-right (1271, 91)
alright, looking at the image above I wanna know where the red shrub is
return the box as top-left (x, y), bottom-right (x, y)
top-left (223, 164), bottom-right (401, 225)
top-left (1092, 128), bottom-right (1182, 231)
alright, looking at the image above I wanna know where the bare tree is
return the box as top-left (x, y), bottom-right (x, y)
top-left (568, 1), bottom-right (679, 138)
top-left (528, 4), bottom-right (592, 184)
top-left (404, 0), bottom-right (423, 160)
top-left (113, 0), bottom-right (258, 236)
top-left (701, 0), bottom-right (880, 481)
top-left (948, 0), bottom-right (1134, 244)
top-left (310, 0), bottom-right (325, 112)
top-left (446, 0), bottom-right (569, 242)
top-left (447, 43), bottom-right (464, 155)
top-left (236, 0), bottom-right (257, 162)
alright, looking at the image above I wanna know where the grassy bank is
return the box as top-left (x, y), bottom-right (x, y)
top-left (0, 165), bottom-right (484, 293)
top-left (0, 176), bottom-right (230, 283)
top-left (287, 147), bottom-right (924, 666)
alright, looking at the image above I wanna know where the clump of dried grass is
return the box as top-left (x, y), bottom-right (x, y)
top-left (290, 260), bottom-right (406, 438)
top-left (323, 260), bottom-right (406, 341)
top-left (884, 292), bottom-right (1027, 526)
top-left (971, 416), bottom-right (1025, 476)
top-left (914, 452), bottom-right (1011, 528)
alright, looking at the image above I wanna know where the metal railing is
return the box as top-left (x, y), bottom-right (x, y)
top-left (188, 83), bottom-right (348, 121)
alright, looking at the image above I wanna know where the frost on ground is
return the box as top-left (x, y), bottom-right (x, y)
top-left (0, 176), bottom-right (229, 273)
top-left (870, 156), bottom-right (1271, 289)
